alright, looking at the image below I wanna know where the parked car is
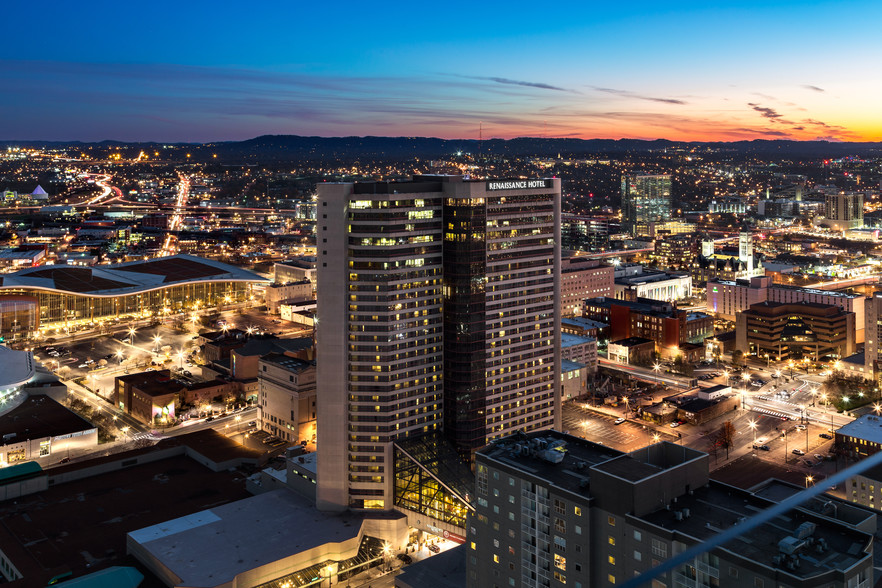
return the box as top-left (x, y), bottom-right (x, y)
top-left (753, 444), bottom-right (770, 451)
top-left (669, 421), bottom-right (680, 428)
top-left (428, 544), bottom-right (441, 554)
top-left (803, 459), bottom-right (815, 467)
top-left (795, 424), bottom-right (806, 431)
top-left (614, 417), bottom-right (626, 425)
top-left (819, 433), bottom-right (833, 440)
top-left (397, 553), bottom-right (413, 564)
top-left (814, 454), bottom-right (824, 460)
top-left (59, 457), bottom-right (71, 464)
top-left (792, 449), bottom-right (805, 455)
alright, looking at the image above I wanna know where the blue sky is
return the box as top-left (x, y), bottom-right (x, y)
top-left (2, 0), bottom-right (880, 142)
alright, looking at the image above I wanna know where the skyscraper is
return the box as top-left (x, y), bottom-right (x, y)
top-left (621, 174), bottom-right (672, 236)
top-left (316, 175), bottom-right (561, 513)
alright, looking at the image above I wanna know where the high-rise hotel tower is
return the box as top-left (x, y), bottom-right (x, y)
top-left (316, 175), bottom-right (561, 513)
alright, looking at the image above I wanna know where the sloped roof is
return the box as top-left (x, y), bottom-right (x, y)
top-left (31, 185), bottom-right (48, 195)
top-left (0, 254), bottom-right (268, 296)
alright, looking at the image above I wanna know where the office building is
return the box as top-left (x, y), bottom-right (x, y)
top-left (735, 301), bottom-right (855, 362)
top-left (652, 233), bottom-right (699, 271)
top-left (468, 430), bottom-right (874, 588)
top-left (560, 257), bottom-right (614, 316)
top-left (583, 297), bottom-right (713, 360)
top-left (694, 232), bottom-right (764, 284)
top-left (621, 174), bottom-right (671, 236)
top-left (707, 276), bottom-right (866, 343)
top-left (316, 176), bottom-right (561, 514)
top-left (561, 215), bottom-right (612, 252)
top-left (257, 353), bottom-right (316, 445)
top-left (821, 192), bottom-right (864, 231)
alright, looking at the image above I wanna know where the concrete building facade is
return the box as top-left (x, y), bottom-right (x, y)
top-left (469, 431), bottom-right (874, 588)
top-left (560, 257), bottom-right (613, 317)
top-left (258, 353), bottom-right (316, 445)
top-left (317, 176), bottom-right (561, 513)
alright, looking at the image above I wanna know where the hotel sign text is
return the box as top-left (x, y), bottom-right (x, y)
top-left (486, 179), bottom-right (553, 191)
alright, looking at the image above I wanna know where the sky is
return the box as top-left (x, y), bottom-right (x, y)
top-left (2, 0), bottom-right (881, 143)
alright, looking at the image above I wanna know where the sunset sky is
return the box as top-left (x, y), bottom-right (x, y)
top-left (2, 0), bottom-right (880, 142)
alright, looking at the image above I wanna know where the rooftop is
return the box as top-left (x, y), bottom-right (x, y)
top-left (561, 359), bottom-right (586, 373)
top-left (116, 370), bottom-right (184, 398)
top-left (0, 345), bottom-right (36, 389)
top-left (259, 352), bottom-right (315, 372)
top-left (129, 489), bottom-right (365, 588)
top-left (609, 336), bottom-right (655, 347)
top-left (0, 394), bottom-right (94, 442)
top-left (0, 254), bottom-right (267, 296)
top-left (480, 431), bottom-right (625, 497)
top-left (233, 336), bottom-right (313, 358)
top-left (0, 450), bottom-right (251, 586)
top-left (561, 333), bottom-right (595, 348)
top-left (561, 317), bottom-right (608, 330)
top-left (642, 480), bottom-right (872, 579)
top-left (835, 414), bottom-right (882, 444)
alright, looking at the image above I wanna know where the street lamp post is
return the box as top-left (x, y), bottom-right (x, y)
top-left (805, 475), bottom-right (814, 488)
top-left (122, 426), bottom-right (129, 443)
top-left (748, 419), bottom-right (757, 444)
top-left (741, 372), bottom-right (751, 411)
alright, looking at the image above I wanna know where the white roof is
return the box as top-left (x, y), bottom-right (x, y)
top-left (836, 414), bottom-right (882, 444)
top-left (0, 346), bottom-right (36, 389)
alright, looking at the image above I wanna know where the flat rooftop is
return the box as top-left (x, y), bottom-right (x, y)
top-left (0, 452), bottom-right (251, 586)
top-left (561, 333), bottom-right (595, 347)
top-left (129, 489), bottom-right (364, 587)
top-left (0, 394), bottom-right (95, 441)
top-left (116, 370), bottom-right (184, 398)
top-left (481, 431), bottom-right (625, 497)
top-left (642, 481), bottom-right (872, 578)
top-left (835, 414), bottom-right (882, 444)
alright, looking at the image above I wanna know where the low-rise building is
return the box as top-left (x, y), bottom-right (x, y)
top-left (561, 333), bottom-right (597, 373)
top-left (114, 370), bottom-right (182, 425)
top-left (258, 353), bottom-right (317, 444)
top-left (560, 359), bottom-right (588, 401)
top-left (607, 336), bottom-right (655, 365)
top-left (835, 414), bottom-right (882, 460)
top-left (0, 395), bottom-right (97, 466)
top-left (264, 279), bottom-right (313, 314)
top-left (735, 301), bottom-right (855, 362)
top-left (614, 264), bottom-right (692, 302)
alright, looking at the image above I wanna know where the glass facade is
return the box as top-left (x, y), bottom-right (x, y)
top-left (0, 280), bottom-right (252, 338)
top-left (621, 174), bottom-right (672, 236)
top-left (394, 433), bottom-right (475, 530)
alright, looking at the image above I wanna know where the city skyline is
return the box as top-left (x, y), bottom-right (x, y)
top-left (2, 1), bottom-right (881, 143)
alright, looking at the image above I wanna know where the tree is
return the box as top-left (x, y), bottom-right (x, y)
top-left (716, 420), bottom-right (736, 460)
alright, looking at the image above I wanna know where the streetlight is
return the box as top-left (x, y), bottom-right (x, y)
top-left (652, 362), bottom-right (661, 387)
top-left (805, 475), bottom-right (814, 488)
top-left (748, 419), bottom-right (757, 443)
top-left (652, 433), bottom-right (660, 444)
top-left (128, 326), bottom-right (136, 343)
top-left (382, 541), bottom-right (393, 572)
top-left (235, 415), bottom-right (242, 433)
top-left (176, 350), bottom-right (185, 369)
top-left (153, 334), bottom-right (162, 351)
top-left (741, 372), bottom-right (751, 411)
top-left (116, 349), bottom-right (124, 364)
top-left (122, 426), bottom-right (129, 443)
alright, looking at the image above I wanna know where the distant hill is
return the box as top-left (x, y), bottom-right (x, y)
top-left (3, 135), bottom-right (882, 160)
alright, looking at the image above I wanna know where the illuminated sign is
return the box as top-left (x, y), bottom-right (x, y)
top-left (486, 179), bottom-right (553, 191)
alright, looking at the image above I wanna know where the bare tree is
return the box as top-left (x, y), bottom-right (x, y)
top-left (716, 420), bottom-right (736, 460)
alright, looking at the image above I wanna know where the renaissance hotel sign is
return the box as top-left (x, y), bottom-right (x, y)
top-left (486, 179), bottom-right (554, 191)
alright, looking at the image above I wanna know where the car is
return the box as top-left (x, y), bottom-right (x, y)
top-left (85, 359), bottom-right (94, 364)
top-left (397, 553), bottom-right (413, 564)
top-left (792, 449), bottom-right (805, 455)
top-left (803, 459), bottom-right (815, 467)
top-left (669, 421), bottom-right (680, 428)
top-left (183, 370), bottom-right (192, 377)
top-left (78, 363), bottom-right (89, 368)
top-left (59, 456), bottom-right (71, 464)
top-left (819, 433), bottom-right (833, 440)
top-left (753, 444), bottom-right (770, 451)
top-left (614, 417), bottom-right (626, 425)
top-left (428, 544), bottom-right (441, 554)
top-left (814, 454), bottom-right (824, 460)
top-left (205, 416), bottom-right (215, 422)
top-left (795, 424), bottom-right (806, 431)
top-left (247, 421), bottom-right (256, 427)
